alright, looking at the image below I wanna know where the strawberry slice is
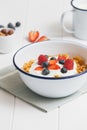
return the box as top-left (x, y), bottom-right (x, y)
top-left (48, 64), bottom-right (60, 70)
top-left (36, 36), bottom-right (48, 42)
top-left (58, 54), bottom-right (69, 61)
top-left (49, 60), bottom-right (57, 65)
top-left (34, 66), bottom-right (43, 71)
top-left (28, 31), bottom-right (39, 42)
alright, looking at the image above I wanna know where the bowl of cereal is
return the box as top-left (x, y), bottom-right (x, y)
top-left (0, 27), bottom-right (17, 53)
top-left (13, 40), bottom-right (87, 98)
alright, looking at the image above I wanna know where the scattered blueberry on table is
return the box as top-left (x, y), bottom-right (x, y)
top-left (15, 22), bottom-right (21, 27)
top-left (0, 25), bottom-right (4, 28)
top-left (0, 21), bottom-right (21, 30)
top-left (0, 21), bottom-right (21, 36)
top-left (7, 23), bottom-right (15, 30)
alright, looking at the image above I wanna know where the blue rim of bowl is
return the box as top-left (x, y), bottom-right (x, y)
top-left (13, 41), bottom-right (87, 80)
top-left (71, 0), bottom-right (87, 11)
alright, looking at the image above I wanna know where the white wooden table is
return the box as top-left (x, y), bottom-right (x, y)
top-left (0, 0), bottom-right (87, 130)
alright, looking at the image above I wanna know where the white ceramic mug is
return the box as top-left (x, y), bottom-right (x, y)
top-left (61, 0), bottom-right (87, 40)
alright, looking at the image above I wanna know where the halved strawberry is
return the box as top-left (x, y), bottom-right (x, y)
top-left (28, 31), bottom-right (39, 42)
top-left (58, 54), bottom-right (69, 61)
top-left (36, 36), bottom-right (48, 42)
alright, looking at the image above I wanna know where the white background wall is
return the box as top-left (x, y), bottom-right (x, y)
top-left (0, 0), bottom-right (72, 38)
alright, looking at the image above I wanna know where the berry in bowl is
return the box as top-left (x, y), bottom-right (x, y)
top-left (13, 40), bottom-right (87, 98)
top-left (23, 54), bottom-right (83, 78)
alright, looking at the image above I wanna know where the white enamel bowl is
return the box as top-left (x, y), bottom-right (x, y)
top-left (13, 40), bottom-right (87, 98)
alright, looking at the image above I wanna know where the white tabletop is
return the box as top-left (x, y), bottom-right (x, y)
top-left (0, 0), bottom-right (87, 130)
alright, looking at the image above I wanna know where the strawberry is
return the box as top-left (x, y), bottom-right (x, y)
top-left (34, 66), bottom-right (43, 71)
top-left (64, 59), bottom-right (74, 70)
top-left (38, 54), bottom-right (48, 65)
top-left (28, 31), bottom-right (39, 42)
top-left (49, 60), bottom-right (57, 65)
top-left (36, 36), bottom-right (48, 42)
top-left (48, 64), bottom-right (60, 70)
top-left (58, 54), bottom-right (69, 61)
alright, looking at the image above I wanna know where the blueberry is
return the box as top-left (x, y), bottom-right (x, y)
top-left (7, 23), bottom-right (15, 30)
top-left (50, 57), bottom-right (56, 60)
top-left (42, 68), bottom-right (50, 75)
top-left (0, 25), bottom-right (4, 28)
top-left (15, 21), bottom-right (21, 27)
top-left (59, 60), bottom-right (65, 65)
top-left (42, 62), bottom-right (49, 68)
top-left (61, 67), bottom-right (67, 73)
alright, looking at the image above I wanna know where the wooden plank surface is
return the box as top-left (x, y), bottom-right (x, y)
top-left (1, 0), bottom-right (86, 130)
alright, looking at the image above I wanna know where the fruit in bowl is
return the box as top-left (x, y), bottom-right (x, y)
top-left (22, 53), bottom-right (86, 78)
top-left (13, 40), bottom-right (87, 98)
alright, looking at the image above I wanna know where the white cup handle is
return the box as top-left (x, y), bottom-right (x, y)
top-left (61, 10), bottom-right (75, 33)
